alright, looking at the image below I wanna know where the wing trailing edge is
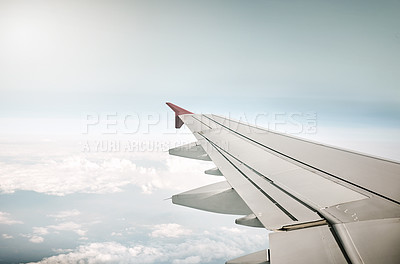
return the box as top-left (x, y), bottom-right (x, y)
top-left (226, 249), bottom-right (270, 264)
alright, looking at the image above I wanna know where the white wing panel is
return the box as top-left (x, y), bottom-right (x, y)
top-left (206, 114), bottom-right (400, 203)
top-left (195, 121), bottom-right (367, 212)
top-left (198, 136), bottom-right (296, 229)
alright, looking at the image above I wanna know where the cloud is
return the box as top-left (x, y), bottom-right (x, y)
top-left (0, 212), bottom-right (23, 225)
top-left (20, 233), bottom-right (45, 244)
top-left (29, 240), bottom-right (229, 264)
top-left (28, 242), bottom-right (161, 264)
top-left (2, 234), bottom-right (13, 239)
top-left (220, 227), bottom-right (243, 234)
top-left (172, 256), bottom-right (201, 264)
top-left (52, 248), bottom-right (74, 254)
top-left (150, 223), bottom-right (192, 238)
top-left (29, 224), bottom-right (268, 264)
top-left (29, 237), bottom-right (251, 264)
top-left (32, 227), bottom-right (49, 236)
top-left (24, 220), bottom-right (87, 244)
top-left (0, 140), bottom-right (220, 196)
top-left (0, 156), bottom-right (136, 196)
top-left (47, 209), bottom-right (81, 219)
top-left (29, 236), bottom-right (44, 244)
top-left (21, 221), bottom-right (88, 244)
top-left (47, 222), bottom-right (87, 236)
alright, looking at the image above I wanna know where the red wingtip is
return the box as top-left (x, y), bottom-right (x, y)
top-left (166, 102), bottom-right (193, 115)
top-left (166, 102), bottom-right (193, 129)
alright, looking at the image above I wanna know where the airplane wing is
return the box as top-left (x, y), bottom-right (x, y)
top-left (166, 102), bottom-right (400, 264)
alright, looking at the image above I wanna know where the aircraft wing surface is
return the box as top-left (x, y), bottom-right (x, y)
top-left (166, 102), bottom-right (400, 264)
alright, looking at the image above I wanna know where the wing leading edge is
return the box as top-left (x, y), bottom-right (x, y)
top-left (165, 102), bottom-right (400, 264)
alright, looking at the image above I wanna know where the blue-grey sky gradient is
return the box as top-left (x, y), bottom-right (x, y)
top-left (0, 1), bottom-right (399, 263)
top-left (1, 0), bottom-right (399, 118)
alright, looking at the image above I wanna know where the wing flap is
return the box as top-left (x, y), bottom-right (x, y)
top-left (235, 214), bottom-right (264, 228)
top-left (334, 218), bottom-right (400, 264)
top-left (270, 225), bottom-right (347, 264)
top-left (204, 167), bottom-right (223, 176)
top-left (172, 181), bottom-right (252, 215)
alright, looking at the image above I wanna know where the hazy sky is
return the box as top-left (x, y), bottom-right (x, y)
top-left (1, 0), bottom-right (399, 117)
top-left (0, 1), bottom-right (399, 263)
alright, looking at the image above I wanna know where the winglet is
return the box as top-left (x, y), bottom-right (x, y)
top-left (166, 102), bottom-right (193, 115)
top-left (166, 102), bottom-right (193, 128)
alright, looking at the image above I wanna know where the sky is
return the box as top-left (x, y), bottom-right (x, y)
top-left (0, 0), bottom-right (399, 263)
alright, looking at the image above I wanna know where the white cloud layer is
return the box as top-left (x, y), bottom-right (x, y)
top-left (29, 225), bottom-right (268, 264)
top-left (47, 222), bottom-right (87, 236)
top-left (24, 219), bottom-right (89, 244)
top-left (0, 136), bottom-right (221, 196)
top-left (150, 223), bottom-right (192, 238)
